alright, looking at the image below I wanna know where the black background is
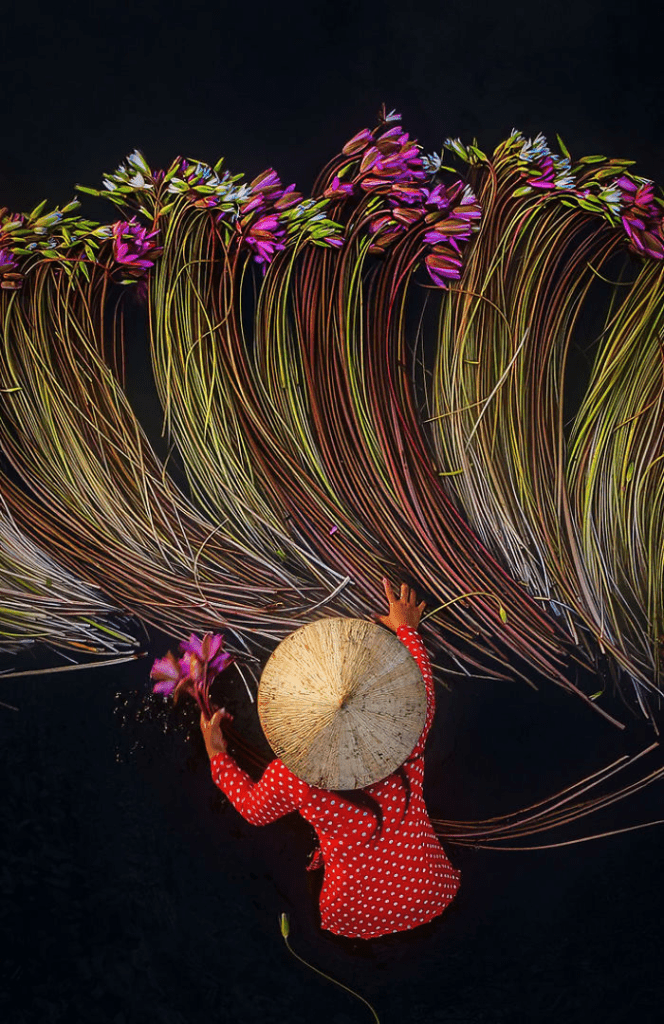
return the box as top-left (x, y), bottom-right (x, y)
top-left (1, 2), bottom-right (663, 1022)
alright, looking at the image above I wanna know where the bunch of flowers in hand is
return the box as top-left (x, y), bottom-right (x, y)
top-left (150, 632), bottom-right (235, 720)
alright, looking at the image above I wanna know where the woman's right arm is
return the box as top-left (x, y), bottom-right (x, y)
top-left (209, 753), bottom-right (311, 825)
top-left (201, 712), bottom-right (310, 825)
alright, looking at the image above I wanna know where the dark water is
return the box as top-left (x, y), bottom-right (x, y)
top-left (1, 648), bottom-right (662, 1024)
top-left (2, 1), bottom-right (664, 1021)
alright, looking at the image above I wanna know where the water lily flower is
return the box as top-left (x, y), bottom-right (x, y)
top-left (389, 183), bottom-right (426, 207)
top-left (421, 183), bottom-right (451, 212)
top-left (111, 217), bottom-right (162, 274)
top-left (243, 213), bottom-right (287, 266)
top-left (356, 128), bottom-right (427, 193)
top-left (367, 214), bottom-right (406, 254)
top-left (151, 631), bottom-right (235, 718)
top-left (342, 128), bottom-right (374, 156)
top-left (0, 249), bottom-right (18, 271)
top-left (424, 249), bottom-right (464, 286)
top-left (422, 151), bottom-right (444, 175)
top-left (323, 175), bottom-right (355, 200)
top-left (150, 651), bottom-right (181, 696)
top-left (274, 184), bottom-right (302, 211)
top-left (613, 175), bottom-right (664, 259)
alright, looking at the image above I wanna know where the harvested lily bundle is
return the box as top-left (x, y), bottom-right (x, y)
top-left (0, 110), bottom-right (663, 728)
top-left (0, 243), bottom-right (347, 662)
top-left (567, 257), bottom-right (664, 711)
top-left (427, 132), bottom-right (664, 717)
top-left (116, 109), bottom-right (598, 708)
top-left (0, 492), bottom-right (138, 654)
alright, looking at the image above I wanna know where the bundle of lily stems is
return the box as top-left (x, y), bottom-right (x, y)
top-left (2, 105), bottom-right (664, 848)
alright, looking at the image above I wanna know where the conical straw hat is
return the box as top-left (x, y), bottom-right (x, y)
top-left (257, 617), bottom-right (427, 790)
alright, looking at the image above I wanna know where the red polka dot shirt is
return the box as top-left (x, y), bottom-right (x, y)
top-left (210, 625), bottom-right (460, 939)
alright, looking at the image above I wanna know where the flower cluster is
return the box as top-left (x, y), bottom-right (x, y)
top-left (613, 175), bottom-right (664, 260)
top-left (505, 131), bottom-right (664, 260)
top-left (111, 217), bottom-right (162, 279)
top-left (512, 131), bottom-right (575, 192)
top-left (235, 168), bottom-right (300, 266)
top-left (151, 632), bottom-right (235, 719)
top-left (234, 168), bottom-right (344, 269)
top-left (78, 150), bottom-right (345, 271)
top-left (339, 119), bottom-right (427, 197)
top-left (0, 211), bottom-right (23, 290)
top-left (0, 200), bottom-right (117, 287)
top-left (422, 182), bottom-right (482, 286)
top-left (322, 112), bottom-right (482, 288)
top-left (165, 156), bottom-right (252, 213)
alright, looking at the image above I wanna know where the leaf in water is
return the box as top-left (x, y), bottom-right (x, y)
top-left (279, 912), bottom-right (290, 938)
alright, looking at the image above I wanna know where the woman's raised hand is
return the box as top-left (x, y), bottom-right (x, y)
top-left (200, 708), bottom-right (229, 759)
top-left (372, 578), bottom-right (426, 633)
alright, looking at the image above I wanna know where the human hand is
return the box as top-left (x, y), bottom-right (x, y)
top-left (200, 708), bottom-right (231, 759)
top-left (371, 578), bottom-right (426, 633)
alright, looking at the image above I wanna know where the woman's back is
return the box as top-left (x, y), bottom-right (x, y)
top-left (210, 625), bottom-right (461, 939)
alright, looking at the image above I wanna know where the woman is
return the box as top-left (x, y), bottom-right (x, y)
top-left (200, 578), bottom-right (460, 941)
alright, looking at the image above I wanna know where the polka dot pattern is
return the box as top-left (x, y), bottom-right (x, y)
top-left (209, 625), bottom-right (460, 939)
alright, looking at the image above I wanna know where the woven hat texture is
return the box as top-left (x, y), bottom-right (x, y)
top-left (257, 617), bottom-right (427, 789)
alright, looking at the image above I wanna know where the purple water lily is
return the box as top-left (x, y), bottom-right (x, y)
top-left (367, 173), bottom-right (481, 286)
top-left (342, 128), bottom-right (374, 157)
top-left (243, 213), bottom-right (287, 267)
top-left (0, 249), bottom-right (22, 290)
top-left (323, 175), bottom-right (355, 200)
top-left (151, 631), bottom-right (235, 719)
top-left (367, 214), bottom-right (406, 254)
top-left (0, 250), bottom-right (17, 270)
top-left (424, 249), bottom-right (464, 287)
top-left (234, 169), bottom-right (302, 269)
top-left (150, 651), bottom-right (181, 695)
top-left (112, 217), bottom-right (162, 275)
top-left (421, 185), bottom-right (481, 287)
top-left (181, 632), bottom-right (235, 674)
top-left (614, 175), bottom-right (664, 260)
